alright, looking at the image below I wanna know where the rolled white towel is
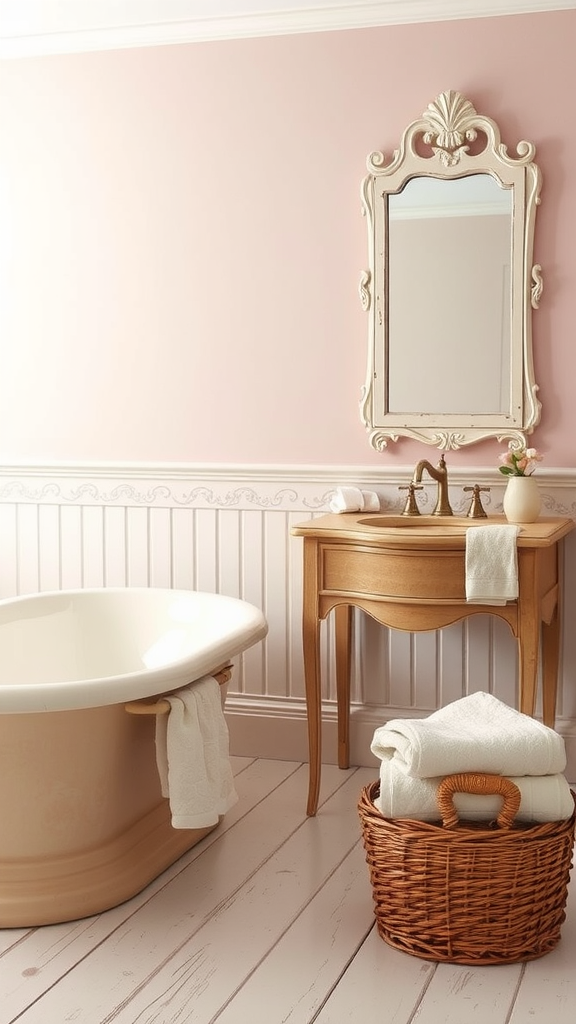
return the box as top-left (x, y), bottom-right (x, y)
top-left (360, 490), bottom-right (380, 512)
top-left (375, 758), bottom-right (574, 822)
top-left (329, 487), bottom-right (380, 513)
top-left (329, 486), bottom-right (363, 512)
top-left (370, 691), bottom-right (567, 779)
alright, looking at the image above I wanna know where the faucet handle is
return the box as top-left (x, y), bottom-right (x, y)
top-left (463, 484), bottom-right (490, 519)
top-left (399, 482), bottom-right (423, 516)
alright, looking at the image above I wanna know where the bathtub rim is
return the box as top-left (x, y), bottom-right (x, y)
top-left (0, 587), bottom-right (268, 714)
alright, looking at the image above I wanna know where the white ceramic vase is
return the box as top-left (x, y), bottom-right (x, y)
top-left (502, 475), bottom-right (541, 523)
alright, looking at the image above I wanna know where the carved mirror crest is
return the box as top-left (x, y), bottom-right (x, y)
top-left (359, 90), bottom-right (542, 451)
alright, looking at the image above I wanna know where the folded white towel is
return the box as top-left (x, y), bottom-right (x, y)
top-left (465, 524), bottom-right (520, 605)
top-left (375, 758), bottom-right (574, 822)
top-left (155, 675), bottom-right (238, 829)
top-left (370, 692), bottom-right (567, 779)
top-left (329, 486), bottom-right (380, 513)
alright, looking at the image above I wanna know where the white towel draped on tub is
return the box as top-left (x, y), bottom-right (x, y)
top-left (155, 675), bottom-right (238, 829)
top-left (375, 759), bottom-right (574, 822)
top-left (370, 692), bottom-right (567, 779)
top-left (465, 523), bottom-right (520, 605)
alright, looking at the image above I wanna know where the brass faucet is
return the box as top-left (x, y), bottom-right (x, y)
top-left (412, 455), bottom-right (453, 516)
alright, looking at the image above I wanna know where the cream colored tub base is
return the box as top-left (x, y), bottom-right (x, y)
top-left (0, 701), bottom-right (221, 928)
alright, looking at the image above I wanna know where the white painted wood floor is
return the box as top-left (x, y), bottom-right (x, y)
top-left (1, 758), bottom-right (575, 1024)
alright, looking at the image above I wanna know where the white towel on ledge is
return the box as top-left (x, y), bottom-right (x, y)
top-left (370, 692), bottom-right (567, 779)
top-left (465, 523), bottom-right (520, 605)
top-left (329, 486), bottom-right (380, 513)
top-left (155, 675), bottom-right (238, 829)
top-left (375, 759), bottom-right (574, 822)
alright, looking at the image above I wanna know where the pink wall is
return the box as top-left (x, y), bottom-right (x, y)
top-left (1, 10), bottom-right (575, 469)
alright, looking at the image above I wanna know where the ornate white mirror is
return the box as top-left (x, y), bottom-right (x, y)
top-left (359, 91), bottom-right (543, 451)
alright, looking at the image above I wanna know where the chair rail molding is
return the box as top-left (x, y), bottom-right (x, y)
top-left (1, 459), bottom-right (576, 511)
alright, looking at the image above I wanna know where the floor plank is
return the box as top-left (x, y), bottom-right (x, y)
top-left (315, 927), bottom-right (436, 1023)
top-left (507, 867), bottom-right (576, 1023)
top-left (9, 763), bottom-right (359, 1024)
top-left (0, 929), bottom-right (32, 956)
top-left (412, 962), bottom-right (523, 1024)
top-left (215, 810), bottom-right (374, 1022)
top-left (1, 760), bottom-right (574, 1024)
top-left (0, 757), bottom-right (302, 1022)
top-left (102, 768), bottom-right (372, 1024)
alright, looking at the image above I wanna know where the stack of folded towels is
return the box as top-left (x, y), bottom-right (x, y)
top-left (370, 691), bottom-right (574, 823)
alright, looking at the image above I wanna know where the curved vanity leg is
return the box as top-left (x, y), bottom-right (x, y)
top-left (303, 617), bottom-right (321, 816)
top-left (517, 636), bottom-right (539, 718)
top-left (516, 550), bottom-right (540, 719)
top-left (541, 548), bottom-right (563, 728)
top-left (302, 539), bottom-right (322, 816)
top-left (541, 604), bottom-right (560, 728)
top-left (517, 610), bottom-right (540, 719)
top-left (335, 604), bottom-right (352, 769)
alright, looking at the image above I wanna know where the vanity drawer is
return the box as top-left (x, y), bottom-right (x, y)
top-left (321, 545), bottom-right (465, 602)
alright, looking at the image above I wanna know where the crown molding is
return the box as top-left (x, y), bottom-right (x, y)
top-left (1, 1), bottom-right (574, 59)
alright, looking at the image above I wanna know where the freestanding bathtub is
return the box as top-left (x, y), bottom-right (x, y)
top-left (0, 588), bottom-right (267, 927)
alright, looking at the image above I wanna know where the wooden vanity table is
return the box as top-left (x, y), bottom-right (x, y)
top-left (291, 513), bottom-right (574, 815)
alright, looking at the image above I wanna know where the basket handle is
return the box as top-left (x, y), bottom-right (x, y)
top-left (437, 773), bottom-right (521, 830)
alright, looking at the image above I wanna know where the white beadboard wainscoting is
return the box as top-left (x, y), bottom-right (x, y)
top-left (1, 461), bottom-right (576, 778)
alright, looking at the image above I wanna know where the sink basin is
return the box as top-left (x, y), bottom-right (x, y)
top-left (358, 515), bottom-right (475, 531)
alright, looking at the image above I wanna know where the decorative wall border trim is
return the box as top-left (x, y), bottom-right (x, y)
top-left (1, 1), bottom-right (574, 59)
top-left (0, 461), bottom-right (575, 515)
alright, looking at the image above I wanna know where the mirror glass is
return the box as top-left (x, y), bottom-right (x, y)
top-left (387, 175), bottom-right (512, 415)
top-left (360, 91), bottom-right (542, 451)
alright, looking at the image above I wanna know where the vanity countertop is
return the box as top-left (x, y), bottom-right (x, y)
top-left (291, 513), bottom-right (574, 548)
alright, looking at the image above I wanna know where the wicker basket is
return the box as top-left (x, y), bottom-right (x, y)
top-left (358, 773), bottom-right (576, 965)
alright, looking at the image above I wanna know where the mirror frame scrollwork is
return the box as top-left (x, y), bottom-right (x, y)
top-left (359, 90), bottom-right (542, 452)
